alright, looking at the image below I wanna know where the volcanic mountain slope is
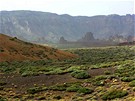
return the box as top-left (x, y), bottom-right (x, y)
top-left (0, 34), bottom-right (77, 62)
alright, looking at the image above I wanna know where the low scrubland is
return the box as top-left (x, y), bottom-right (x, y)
top-left (0, 46), bottom-right (135, 100)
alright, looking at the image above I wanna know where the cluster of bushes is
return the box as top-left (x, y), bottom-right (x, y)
top-left (102, 89), bottom-right (128, 100)
top-left (21, 71), bottom-right (39, 77)
top-left (71, 70), bottom-right (90, 79)
top-left (53, 95), bottom-right (62, 100)
top-left (1, 46), bottom-right (134, 76)
top-left (0, 81), bottom-right (7, 86)
top-left (0, 62), bottom-right (20, 73)
top-left (89, 75), bottom-right (108, 86)
top-left (129, 80), bottom-right (135, 87)
top-left (68, 46), bottom-right (135, 65)
top-left (66, 85), bottom-right (93, 94)
top-left (66, 84), bottom-right (80, 92)
top-left (0, 96), bottom-right (6, 101)
top-left (114, 60), bottom-right (135, 83)
top-left (27, 84), bottom-right (70, 94)
top-left (27, 86), bottom-right (47, 94)
top-left (104, 70), bottom-right (111, 75)
top-left (0, 60), bottom-right (69, 75)
top-left (121, 77), bottom-right (135, 82)
top-left (94, 75), bottom-right (107, 81)
top-left (49, 83), bottom-right (93, 94)
top-left (0, 81), bottom-right (6, 91)
top-left (49, 84), bottom-right (68, 91)
top-left (28, 83), bottom-right (94, 95)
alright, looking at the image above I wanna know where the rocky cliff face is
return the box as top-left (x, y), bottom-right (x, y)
top-left (0, 11), bottom-right (134, 43)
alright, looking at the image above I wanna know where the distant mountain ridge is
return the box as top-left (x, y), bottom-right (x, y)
top-left (0, 10), bottom-right (134, 43)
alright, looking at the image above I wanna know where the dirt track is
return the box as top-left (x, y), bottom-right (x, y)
top-left (0, 67), bottom-right (115, 92)
top-left (0, 73), bottom-right (79, 91)
top-left (88, 67), bottom-right (116, 76)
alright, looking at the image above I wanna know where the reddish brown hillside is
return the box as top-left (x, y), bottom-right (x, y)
top-left (0, 34), bottom-right (77, 62)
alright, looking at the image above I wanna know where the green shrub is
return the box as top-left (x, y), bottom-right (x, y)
top-left (21, 72), bottom-right (30, 77)
top-left (102, 89), bottom-right (128, 100)
top-left (77, 87), bottom-right (93, 94)
top-left (0, 86), bottom-right (4, 90)
top-left (2, 67), bottom-right (15, 73)
top-left (121, 77), bottom-right (135, 82)
top-left (104, 70), bottom-right (111, 75)
top-left (27, 87), bottom-right (40, 94)
top-left (66, 85), bottom-right (81, 92)
top-left (0, 96), bottom-right (6, 101)
top-left (27, 87), bottom-right (46, 94)
top-left (45, 68), bottom-right (64, 75)
top-left (71, 70), bottom-right (90, 79)
top-left (92, 75), bottom-right (107, 86)
top-left (66, 84), bottom-right (93, 94)
top-left (129, 80), bottom-right (135, 87)
top-left (107, 75), bottom-right (117, 80)
top-left (53, 95), bottom-right (62, 100)
top-left (95, 75), bottom-right (107, 81)
top-left (93, 80), bottom-right (105, 86)
top-left (0, 81), bottom-right (6, 86)
top-left (49, 84), bottom-right (68, 91)
top-left (21, 71), bottom-right (39, 77)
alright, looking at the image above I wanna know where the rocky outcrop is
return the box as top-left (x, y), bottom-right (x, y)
top-left (78, 32), bottom-right (95, 42)
top-left (59, 36), bottom-right (67, 44)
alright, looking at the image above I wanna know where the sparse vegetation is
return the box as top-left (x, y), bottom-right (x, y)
top-left (102, 89), bottom-right (128, 100)
top-left (129, 80), bottom-right (135, 87)
top-left (49, 83), bottom-right (71, 91)
top-left (71, 70), bottom-right (90, 79)
top-left (68, 46), bottom-right (135, 65)
top-left (77, 87), bottom-right (93, 94)
top-left (53, 95), bottom-right (62, 100)
top-left (0, 96), bottom-right (6, 101)
top-left (10, 37), bottom-right (17, 41)
top-left (121, 77), bottom-right (135, 82)
top-left (66, 84), bottom-right (81, 92)
top-left (0, 81), bottom-right (7, 86)
top-left (0, 45), bottom-right (135, 100)
top-left (104, 70), bottom-right (111, 75)
top-left (27, 86), bottom-right (47, 94)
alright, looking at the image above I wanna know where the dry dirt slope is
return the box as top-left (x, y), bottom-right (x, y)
top-left (0, 34), bottom-right (77, 62)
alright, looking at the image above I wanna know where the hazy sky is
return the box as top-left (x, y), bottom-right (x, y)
top-left (0, 0), bottom-right (134, 16)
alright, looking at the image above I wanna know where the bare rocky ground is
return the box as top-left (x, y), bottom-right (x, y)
top-left (0, 67), bottom-right (115, 90)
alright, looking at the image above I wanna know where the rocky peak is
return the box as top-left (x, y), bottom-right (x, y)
top-left (59, 36), bottom-right (67, 44)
